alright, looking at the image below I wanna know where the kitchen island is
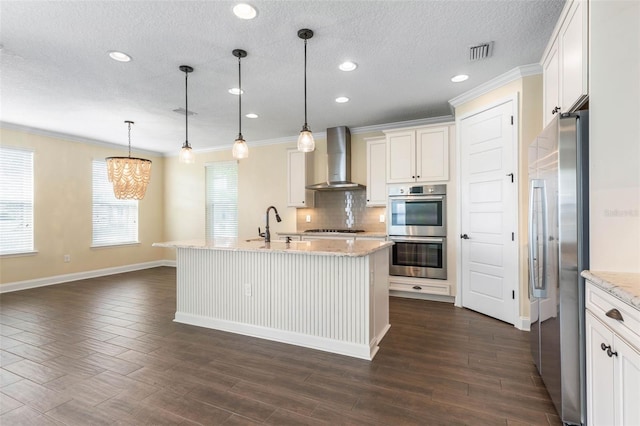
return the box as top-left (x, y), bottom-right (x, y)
top-left (154, 238), bottom-right (393, 360)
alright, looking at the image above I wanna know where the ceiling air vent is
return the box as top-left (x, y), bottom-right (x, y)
top-left (172, 107), bottom-right (196, 116)
top-left (469, 42), bottom-right (494, 61)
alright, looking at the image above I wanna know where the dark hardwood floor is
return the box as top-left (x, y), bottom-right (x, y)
top-left (0, 267), bottom-right (561, 425)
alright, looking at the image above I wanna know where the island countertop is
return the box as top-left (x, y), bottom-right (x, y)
top-left (153, 238), bottom-right (393, 257)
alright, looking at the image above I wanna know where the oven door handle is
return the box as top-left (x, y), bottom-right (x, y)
top-left (388, 195), bottom-right (445, 201)
top-left (389, 237), bottom-right (444, 243)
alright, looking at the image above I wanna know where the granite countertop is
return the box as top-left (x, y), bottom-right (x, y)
top-left (154, 238), bottom-right (393, 257)
top-left (582, 270), bottom-right (640, 310)
top-left (278, 231), bottom-right (388, 238)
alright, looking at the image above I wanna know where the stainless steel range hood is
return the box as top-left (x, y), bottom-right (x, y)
top-left (305, 126), bottom-right (366, 191)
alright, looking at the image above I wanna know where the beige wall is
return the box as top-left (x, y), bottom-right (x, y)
top-left (588, 0), bottom-right (640, 272)
top-left (453, 74), bottom-right (543, 320)
top-left (163, 130), bottom-right (384, 261)
top-left (0, 128), bottom-right (166, 284)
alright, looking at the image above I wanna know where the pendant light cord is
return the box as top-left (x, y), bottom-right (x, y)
top-left (303, 38), bottom-right (308, 127)
top-left (238, 55), bottom-right (242, 138)
top-left (185, 70), bottom-right (189, 147)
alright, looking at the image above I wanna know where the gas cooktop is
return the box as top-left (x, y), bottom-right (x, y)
top-left (304, 229), bottom-right (365, 233)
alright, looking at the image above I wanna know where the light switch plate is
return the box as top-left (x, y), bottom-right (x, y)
top-left (379, 214), bottom-right (385, 223)
top-left (306, 215), bottom-right (311, 223)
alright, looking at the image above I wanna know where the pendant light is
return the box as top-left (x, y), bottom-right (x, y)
top-left (106, 121), bottom-right (152, 200)
top-left (179, 65), bottom-right (195, 164)
top-left (232, 49), bottom-right (249, 159)
top-left (297, 28), bottom-right (315, 152)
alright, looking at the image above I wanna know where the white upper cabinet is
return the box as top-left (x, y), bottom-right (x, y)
top-left (287, 149), bottom-right (314, 208)
top-left (542, 0), bottom-right (588, 126)
top-left (365, 137), bottom-right (387, 207)
top-left (385, 125), bottom-right (450, 184)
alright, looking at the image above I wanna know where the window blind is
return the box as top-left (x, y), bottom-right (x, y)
top-left (206, 161), bottom-right (238, 239)
top-left (0, 147), bottom-right (34, 255)
top-left (92, 160), bottom-right (138, 246)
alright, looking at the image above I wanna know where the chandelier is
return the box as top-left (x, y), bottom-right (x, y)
top-left (105, 121), bottom-right (152, 200)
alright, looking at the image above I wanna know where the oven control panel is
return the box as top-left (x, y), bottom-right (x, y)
top-left (388, 184), bottom-right (446, 197)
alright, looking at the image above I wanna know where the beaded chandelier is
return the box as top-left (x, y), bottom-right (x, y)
top-left (105, 121), bottom-right (152, 200)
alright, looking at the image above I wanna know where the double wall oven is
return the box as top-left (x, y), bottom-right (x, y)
top-left (388, 184), bottom-right (447, 280)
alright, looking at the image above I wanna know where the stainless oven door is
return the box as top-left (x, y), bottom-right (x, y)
top-left (387, 195), bottom-right (446, 236)
top-left (389, 236), bottom-right (447, 280)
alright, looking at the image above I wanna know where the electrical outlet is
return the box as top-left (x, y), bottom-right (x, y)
top-left (244, 283), bottom-right (252, 297)
top-left (305, 215), bottom-right (311, 223)
top-left (379, 214), bottom-right (385, 223)
top-left (64, 254), bottom-right (71, 263)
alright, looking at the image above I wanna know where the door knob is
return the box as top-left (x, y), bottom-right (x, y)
top-left (460, 234), bottom-right (470, 239)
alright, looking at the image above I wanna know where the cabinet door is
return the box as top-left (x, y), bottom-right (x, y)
top-left (366, 138), bottom-right (387, 206)
top-left (386, 131), bottom-right (415, 183)
top-left (416, 127), bottom-right (449, 182)
top-left (287, 150), bottom-right (314, 208)
top-left (614, 335), bottom-right (640, 426)
top-left (586, 311), bottom-right (615, 425)
top-left (559, 0), bottom-right (588, 112)
top-left (542, 37), bottom-right (560, 126)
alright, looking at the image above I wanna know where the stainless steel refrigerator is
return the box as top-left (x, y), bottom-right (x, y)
top-left (528, 111), bottom-right (589, 425)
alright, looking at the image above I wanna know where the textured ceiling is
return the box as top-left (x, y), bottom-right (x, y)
top-left (0, 0), bottom-right (564, 155)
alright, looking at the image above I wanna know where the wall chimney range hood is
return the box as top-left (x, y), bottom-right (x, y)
top-left (306, 126), bottom-right (366, 191)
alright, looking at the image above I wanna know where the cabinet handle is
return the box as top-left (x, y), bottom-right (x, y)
top-left (417, 175), bottom-right (420, 178)
top-left (600, 343), bottom-right (618, 358)
top-left (302, 201), bottom-right (304, 204)
top-left (412, 285), bottom-right (422, 291)
top-left (412, 175), bottom-right (415, 179)
top-left (605, 308), bottom-right (624, 322)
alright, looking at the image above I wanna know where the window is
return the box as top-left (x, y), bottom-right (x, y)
top-left (92, 160), bottom-right (138, 246)
top-left (0, 147), bottom-right (34, 255)
top-left (206, 161), bottom-right (238, 239)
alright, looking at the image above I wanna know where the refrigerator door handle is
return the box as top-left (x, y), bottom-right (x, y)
top-left (529, 179), bottom-right (548, 299)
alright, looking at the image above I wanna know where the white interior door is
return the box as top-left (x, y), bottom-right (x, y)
top-left (459, 100), bottom-right (518, 325)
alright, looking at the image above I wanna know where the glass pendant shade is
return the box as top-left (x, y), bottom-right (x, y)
top-left (179, 143), bottom-right (195, 164)
top-left (297, 127), bottom-right (315, 152)
top-left (106, 121), bottom-right (152, 200)
top-left (232, 136), bottom-right (249, 159)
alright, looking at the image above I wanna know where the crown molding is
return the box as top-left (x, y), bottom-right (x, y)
top-left (0, 121), bottom-right (164, 157)
top-left (448, 63), bottom-right (542, 110)
top-left (165, 115), bottom-right (455, 157)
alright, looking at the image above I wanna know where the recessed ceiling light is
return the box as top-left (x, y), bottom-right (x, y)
top-left (245, 113), bottom-right (258, 118)
top-left (228, 88), bottom-right (244, 95)
top-left (108, 50), bottom-right (132, 62)
top-left (233, 3), bottom-right (257, 19)
top-left (451, 74), bottom-right (469, 83)
top-left (339, 61), bottom-right (357, 72)
top-left (335, 97), bottom-right (350, 103)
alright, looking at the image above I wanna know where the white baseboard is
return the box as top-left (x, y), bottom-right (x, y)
top-left (516, 316), bottom-right (531, 331)
top-left (174, 312), bottom-right (378, 360)
top-left (0, 260), bottom-right (176, 293)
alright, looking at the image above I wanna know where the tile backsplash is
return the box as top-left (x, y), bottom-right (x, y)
top-left (296, 190), bottom-right (386, 232)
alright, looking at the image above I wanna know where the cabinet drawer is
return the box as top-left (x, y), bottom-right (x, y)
top-left (586, 282), bottom-right (640, 349)
top-left (389, 279), bottom-right (451, 296)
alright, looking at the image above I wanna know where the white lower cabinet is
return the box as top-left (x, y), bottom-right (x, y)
top-left (585, 282), bottom-right (640, 426)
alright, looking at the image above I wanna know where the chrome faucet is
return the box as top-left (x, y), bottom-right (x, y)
top-left (260, 206), bottom-right (281, 243)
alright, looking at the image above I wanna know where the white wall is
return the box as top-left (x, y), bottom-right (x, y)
top-left (589, 0), bottom-right (640, 272)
